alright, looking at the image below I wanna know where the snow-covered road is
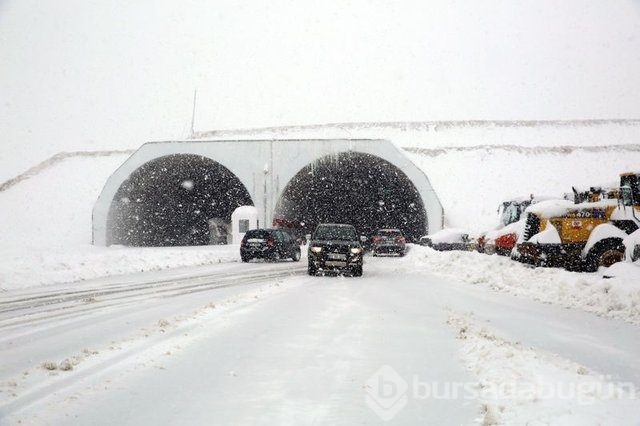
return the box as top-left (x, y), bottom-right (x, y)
top-left (1, 249), bottom-right (640, 425)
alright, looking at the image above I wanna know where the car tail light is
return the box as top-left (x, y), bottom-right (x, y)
top-left (396, 236), bottom-right (406, 243)
top-left (372, 236), bottom-right (382, 243)
top-left (266, 238), bottom-right (275, 246)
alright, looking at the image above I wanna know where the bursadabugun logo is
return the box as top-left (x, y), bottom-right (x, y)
top-left (365, 365), bottom-right (408, 421)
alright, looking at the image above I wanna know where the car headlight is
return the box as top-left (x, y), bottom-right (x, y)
top-left (350, 247), bottom-right (362, 254)
top-left (310, 246), bottom-right (323, 253)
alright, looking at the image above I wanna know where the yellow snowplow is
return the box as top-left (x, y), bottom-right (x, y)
top-left (515, 172), bottom-right (640, 271)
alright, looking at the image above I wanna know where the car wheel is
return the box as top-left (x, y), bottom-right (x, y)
top-left (270, 252), bottom-right (281, 262)
top-left (291, 249), bottom-right (301, 262)
top-left (352, 265), bottom-right (363, 277)
top-left (241, 254), bottom-right (251, 263)
top-left (307, 264), bottom-right (317, 276)
top-left (372, 250), bottom-right (377, 257)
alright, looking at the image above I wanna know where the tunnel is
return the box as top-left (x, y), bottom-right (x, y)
top-left (274, 152), bottom-right (428, 241)
top-left (106, 154), bottom-right (253, 246)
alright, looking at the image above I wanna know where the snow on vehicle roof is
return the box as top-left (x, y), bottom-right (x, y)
top-left (423, 228), bottom-right (469, 244)
top-left (525, 198), bottom-right (618, 218)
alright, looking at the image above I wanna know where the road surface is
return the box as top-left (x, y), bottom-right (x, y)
top-left (1, 248), bottom-right (640, 424)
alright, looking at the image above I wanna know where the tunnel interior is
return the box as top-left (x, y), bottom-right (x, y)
top-left (274, 152), bottom-right (428, 241)
top-left (107, 154), bottom-right (253, 246)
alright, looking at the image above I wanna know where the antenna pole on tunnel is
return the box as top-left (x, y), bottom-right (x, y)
top-left (190, 89), bottom-right (197, 138)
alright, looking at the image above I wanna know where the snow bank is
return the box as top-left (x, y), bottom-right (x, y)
top-left (403, 245), bottom-right (640, 325)
top-left (0, 245), bottom-right (241, 291)
top-left (447, 312), bottom-right (640, 424)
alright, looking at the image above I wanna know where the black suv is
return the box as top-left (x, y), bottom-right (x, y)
top-left (240, 229), bottom-right (301, 262)
top-left (308, 224), bottom-right (363, 276)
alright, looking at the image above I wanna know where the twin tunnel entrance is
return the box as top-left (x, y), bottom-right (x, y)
top-left (107, 152), bottom-right (428, 246)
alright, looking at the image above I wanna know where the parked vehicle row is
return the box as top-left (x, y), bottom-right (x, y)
top-left (413, 172), bottom-right (640, 272)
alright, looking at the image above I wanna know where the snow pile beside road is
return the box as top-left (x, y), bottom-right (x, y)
top-left (403, 245), bottom-right (640, 325)
top-left (447, 312), bottom-right (640, 424)
top-left (0, 245), bottom-right (241, 291)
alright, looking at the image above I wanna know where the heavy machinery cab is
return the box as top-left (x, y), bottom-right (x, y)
top-left (620, 172), bottom-right (640, 207)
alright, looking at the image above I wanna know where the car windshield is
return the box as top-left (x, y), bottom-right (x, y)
top-left (313, 226), bottom-right (357, 241)
top-left (377, 230), bottom-right (402, 237)
top-left (243, 230), bottom-right (271, 239)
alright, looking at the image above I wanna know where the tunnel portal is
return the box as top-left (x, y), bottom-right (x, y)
top-left (273, 152), bottom-right (428, 241)
top-left (107, 154), bottom-right (253, 246)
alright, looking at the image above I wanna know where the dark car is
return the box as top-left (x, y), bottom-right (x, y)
top-left (371, 228), bottom-right (406, 256)
top-left (307, 223), bottom-right (363, 276)
top-left (240, 229), bottom-right (301, 262)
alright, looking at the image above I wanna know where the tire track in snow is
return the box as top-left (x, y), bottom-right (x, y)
top-left (0, 266), bottom-right (305, 337)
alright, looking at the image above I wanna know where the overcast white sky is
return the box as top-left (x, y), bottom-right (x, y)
top-left (2, 0), bottom-right (640, 178)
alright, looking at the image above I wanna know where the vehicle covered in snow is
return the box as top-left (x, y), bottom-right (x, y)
top-left (371, 228), bottom-right (406, 256)
top-left (419, 228), bottom-right (473, 251)
top-left (482, 219), bottom-right (524, 256)
top-left (478, 195), bottom-right (557, 256)
top-left (515, 172), bottom-right (640, 271)
top-left (307, 224), bottom-right (363, 276)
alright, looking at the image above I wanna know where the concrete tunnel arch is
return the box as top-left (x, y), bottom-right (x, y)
top-left (93, 139), bottom-right (444, 246)
top-left (103, 153), bottom-right (253, 246)
top-left (273, 152), bottom-right (428, 241)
